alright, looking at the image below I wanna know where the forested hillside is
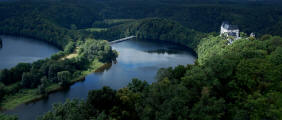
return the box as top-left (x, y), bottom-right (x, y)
top-left (37, 34), bottom-right (282, 120)
top-left (1, 0), bottom-right (282, 37)
top-left (0, 2), bottom-right (89, 49)
top-left (91, 18), bottom-right (205, 50)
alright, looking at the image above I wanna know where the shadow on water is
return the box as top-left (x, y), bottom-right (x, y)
top-left (0, 37), bottom-right (2, 48)
top-left (134, 39), bottom-right (197, 57)
top-left (147, 49), bottom-right (184, 54)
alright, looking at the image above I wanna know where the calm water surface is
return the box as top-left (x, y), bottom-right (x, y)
top-left (0, 35), bottom-right (59, 69)
top-left (5, 39), bottom-right (196, 120)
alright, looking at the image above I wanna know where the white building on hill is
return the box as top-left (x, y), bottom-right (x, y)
top-left (220, 21), bottom-right (240, 44)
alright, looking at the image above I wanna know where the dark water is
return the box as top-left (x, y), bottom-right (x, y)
top-left (0, 35), bottom-right (59, 70)
top-left (5, 39), bottom-right (196, 120)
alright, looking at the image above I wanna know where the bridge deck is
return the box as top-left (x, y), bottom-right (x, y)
top-left (110, 36), bottom-right (136, 44)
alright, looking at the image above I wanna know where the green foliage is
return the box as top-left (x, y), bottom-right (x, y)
top-left (0, 82), bottom-right (6, 102)
top-left (37, 76), bottom-right (49, 95)
top-left (21, 72), bottom-right (35, 88)
top-left (197, 35), bottom-right (227, 64)
top-left (50, 51), bottom-right (66, 60)
top-left (57, 71), bottom-right (71, 87)
top-left (0, 113), bottom-right (18, 120)
top-left (79, 39), bottom-right (118, 63)
top-left (92, 19), bottom-right (135, 28)
top-left (270, 47), bottom-right (282, 65)
top-left (38, 99), bottom-right (86, 120)
top-left (95, 18), bottom-right (204, 50)
top-left (0, 69), bottom-right (11, 85)
top-left (10, 0), bottom-right (279, 37)
top-left (260, 34), bottom-right (273, 41)
top-left (0, 63), bottom-right (31, 85)
top-left (133, 18), bottom-right (203, 49)
top-left (189, 96), bottom-right (225, 120)
top-left (48, 63), bottom-right (63, 83)
top-left (64, 41), bottom-right (76, 54)
top-left (127, 78), bottom-right (148, 93)
top-left (86, 86), bottom-right (118, 114)
top-left (0, 3), bottom-right (85, 49)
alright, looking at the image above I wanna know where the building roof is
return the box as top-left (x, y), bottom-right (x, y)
top-left (222, 21), bottom-right (239, 30)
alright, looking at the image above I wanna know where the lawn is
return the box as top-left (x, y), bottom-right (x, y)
top-left (1, 89), bottom-right (41, 110)
top-left (84, 28), bottom-right (107, 32)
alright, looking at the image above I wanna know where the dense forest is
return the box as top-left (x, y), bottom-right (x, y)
top-left (0, 0), bottom-right (282, 119)
top-left (91, 18), bottom-right (205, 49)
top-left (1, 0), bottom-right (282, 37)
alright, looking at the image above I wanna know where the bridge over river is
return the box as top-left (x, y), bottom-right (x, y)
top-left (109, 36), bottom-right (136, 44)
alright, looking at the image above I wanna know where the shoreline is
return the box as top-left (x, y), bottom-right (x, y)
top-left (0, 33), bottom-right (117, 112)
top-left (0, 60), bottom-right (110, 111)
top-left (0, 34), bottom-right (64, 50)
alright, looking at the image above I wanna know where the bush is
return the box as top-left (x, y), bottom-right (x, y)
top-left (57, 71), bottom-right (71, 87)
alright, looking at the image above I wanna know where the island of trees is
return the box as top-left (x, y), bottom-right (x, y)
top-left (0, 0), bottom-right (282, 120)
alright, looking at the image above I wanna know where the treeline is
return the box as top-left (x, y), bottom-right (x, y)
top-left (0, 40), bottom-right (117, 108)
top-left (0, 3), bottom-right (87, 49)
top-left (131, 18), bottom-right (204, 50)
top-left (92, 19), bottom-right (136, 28)
top-left (38, 34), bottom-right (282, 120)
top-left (96, 0), bottom-right (282, 37)
top-left (92, 18), bottom-right (205, 50)
top-left (1, 1), bottom-right (282, 38)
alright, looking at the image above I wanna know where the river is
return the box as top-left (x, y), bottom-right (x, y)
top-left (0, 35), bottom-right (59, 70)
top-left (4, 38), bottom-right (196, 120)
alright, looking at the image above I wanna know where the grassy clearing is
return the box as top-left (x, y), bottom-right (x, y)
top-left (1, 83), bottom-right (61, 110)
top-left (5, 82), bottom-right (20, 92)
top-left (45, 84), bottom-right (61, 92)
top-left (104, 19), bottom-right (136, 24)
top-left (82, 59), bottom-right (104, 75)
top-left (1, 89), bottom-right (41, 110)
top-left (83, 19), bottom-right (136, 34)
top-left (85, 28), bottom-right (107, 32)
top-left (61, 47), bottom-right (79, 60)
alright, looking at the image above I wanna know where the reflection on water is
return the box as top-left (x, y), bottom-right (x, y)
top-left (89, 40), bottom-right (195, 88)
top-left (147, 49), bottom-right (182, 54)
top-left (5, 39), bottom-right (196, 120)
top-left (0, 35), bottom-right (59, 69)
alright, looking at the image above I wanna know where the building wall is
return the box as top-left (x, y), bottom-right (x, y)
top-left (220, 27), bottom-right (239, 38)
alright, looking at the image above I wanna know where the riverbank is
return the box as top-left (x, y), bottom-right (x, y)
top-left (0, 59), bottom-right (105, 111)
top-left (0, 37), bottom-right (118, 112)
